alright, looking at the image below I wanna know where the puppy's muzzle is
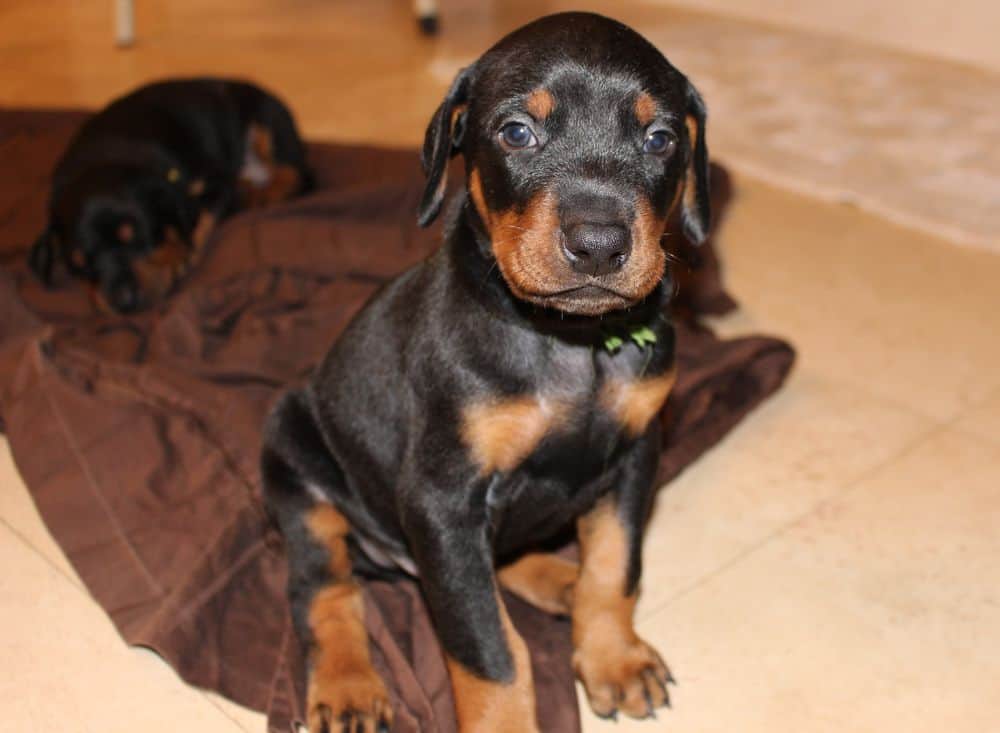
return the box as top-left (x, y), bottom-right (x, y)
top-left (95, 250), bottom-right (141, 313)
top-left (558, 184), bottom-right (633, 277)
top-left (562, 222), bottom-right (631, 276)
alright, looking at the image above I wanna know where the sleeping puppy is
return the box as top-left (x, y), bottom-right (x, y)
top-left (28, 78), bottom-right (312, 313)
top-left (262, 12), bottom-right (710, 732)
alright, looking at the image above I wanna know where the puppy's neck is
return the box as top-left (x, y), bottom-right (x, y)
top-left (445, 193), bottom-right (669, 347)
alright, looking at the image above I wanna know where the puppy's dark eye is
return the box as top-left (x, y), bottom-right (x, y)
top-left (499, 123), bottom-right (538, 150)
top-left (643, 130), bottom-right (676, 157)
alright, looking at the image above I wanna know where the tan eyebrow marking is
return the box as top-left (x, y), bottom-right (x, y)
top-left (525, 88), bottom-right (555, 121)
top-left (635, 92), bottom-right (657, 126)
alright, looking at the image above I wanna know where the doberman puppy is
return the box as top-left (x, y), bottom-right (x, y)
top-left (261, 11), bottom-right (710, 732)
top-left (29, 78), bottom-right (312, 313)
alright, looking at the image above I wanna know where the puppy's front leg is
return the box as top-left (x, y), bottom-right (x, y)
top-left (573, 434), bottom-right (674, 720)
top-left (402, 496), bottom-right (539, 733)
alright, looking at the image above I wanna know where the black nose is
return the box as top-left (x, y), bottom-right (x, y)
top-left (108, 279), bottom-right (139, 313)
top-left (562, 223), bottom-right (631, 276)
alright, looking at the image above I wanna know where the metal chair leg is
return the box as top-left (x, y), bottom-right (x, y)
top-left (414, 0), bottom-right (439, 35)
top-left (116, 0), bottom-right (135, 47)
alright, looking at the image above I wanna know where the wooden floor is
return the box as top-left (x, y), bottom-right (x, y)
top-left (3, 2), bottom-right (1000, 732)
top-left (7, 0), bottom-right (656, 145)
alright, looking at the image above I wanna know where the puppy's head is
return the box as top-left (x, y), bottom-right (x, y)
top-left (31, 164), bottom-right (198, 313)
top-left (419, 12), bottom-right (710, 317)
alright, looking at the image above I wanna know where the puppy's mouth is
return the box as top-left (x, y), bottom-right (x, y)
top-left (518, 283), bottom-right (639, 315)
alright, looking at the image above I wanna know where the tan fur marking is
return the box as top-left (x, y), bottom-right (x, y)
top-left (626, 197), bottom-right (669, 303)
top-left (238, 123), bottom-right (304, 208)
top-left (525, 88), bottom-right (555, 121)
top-left (128, 209), bottom-right (217, 307)
top-left (304, 505), bottom-right (392, 732)
top-left (498, 553), bottom-right (578, 616)
top-left (574, 499), bottom-right (633, 636)
top-left (423, 103), bottom-right (467, 208)
top-left (634, 92), bottom-right (657, 126)
top-left (684, 114), bottom-right (699, 214)
top-left (131, 228), bottom-right (188, 302)
top-left (239, 164), bottom-right (303, 208)
top-left (89, 286), bottom-right (116, 315)
top-left (248, 122), bottom-right (273, 161)
top-left (450, 103), bottom-right (467, 132)
top-left (461, 395), bottom-right (567, 475)
top-left (191, 210), bottom-right (218, 255)
top-left (265, 164), bottom-right (302, 204)
top-left (573, 499), bottom-right (671, 719)
top-left (668, 178), bottom-right (684, 217)
top-left (116, 221), bottom-right (135, 244)
top-left (475, 184), bottom-right (569, 307)
top-left (468, 167), bottom-right (490, 226)
top-left (601, 369), bottom-right (676, 438)
top-left (470, 152), bottom-right (667, 315)
top-left (446, 593), bottom-right (539, 732)
top-left (492, 192), bottom-right (563, 299)
top-left (305, 504), bottom-right (352, 578)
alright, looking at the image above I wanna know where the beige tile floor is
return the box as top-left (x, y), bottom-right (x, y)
top-left (3, 1), bottom-right (1000, 731)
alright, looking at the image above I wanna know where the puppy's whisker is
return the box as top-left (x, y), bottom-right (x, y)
top-left (662, 251), bottom-right (691, 269)
top-left (481, 259), bottom-right (498, 286)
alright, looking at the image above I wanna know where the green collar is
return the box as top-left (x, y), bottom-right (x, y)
top-left (601, 324), bottom-right (657, 353)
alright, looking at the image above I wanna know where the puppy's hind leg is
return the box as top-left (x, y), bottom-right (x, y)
top-left (498, 552), bottom-right (578, 617)
top-left (262, 392), bottom-right (392, 733)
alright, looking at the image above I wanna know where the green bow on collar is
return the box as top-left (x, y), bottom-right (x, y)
top-left (602, 325), bottom-right (657, 353)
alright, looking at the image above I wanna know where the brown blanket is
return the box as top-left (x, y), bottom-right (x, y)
top-left (0, 108), bottom-right (794, 733)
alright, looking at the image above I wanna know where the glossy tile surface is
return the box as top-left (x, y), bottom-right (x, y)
top-left (586, 429), bottom-right (1000, 731)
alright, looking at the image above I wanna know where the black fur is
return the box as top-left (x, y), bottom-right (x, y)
top-left (262, 10), bottom-right (710, 692)
top-left (682, 82), bottom-right (712, 245)
top-left (30, 78), bottom-right (312, 312)
top-left (417, 66), bottom-right (473, 226)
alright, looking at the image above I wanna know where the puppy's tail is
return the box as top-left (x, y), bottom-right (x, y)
top-left (28, 226), bottom-right (57, 286)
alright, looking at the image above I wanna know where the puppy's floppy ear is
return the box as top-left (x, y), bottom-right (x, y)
top-left (681, 80), bottom-right (711, 246)
top-left (28, 227), bottom-right (57, 286)
top-left (417, 65), bottom-right (474, 227)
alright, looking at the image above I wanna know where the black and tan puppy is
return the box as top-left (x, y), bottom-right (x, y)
top-left (262, 12), bottom-right (710, 732)
top-left (29, 78), bottom-right (312, 312)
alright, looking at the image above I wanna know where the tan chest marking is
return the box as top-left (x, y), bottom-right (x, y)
top-left (461, 395), bottom-right (568, 475)
top-left (601, 369), bottom-right (676, 438)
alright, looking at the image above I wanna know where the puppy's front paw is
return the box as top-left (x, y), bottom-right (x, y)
top-left (573, 636), bottom-right (673, 720)
top-left (307, 662), bottom-right (393, 733)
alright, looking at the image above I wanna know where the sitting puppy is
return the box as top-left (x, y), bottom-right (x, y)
top-left (29, 78), bottom-right (312, 312)
top-left (262, 12), bottom-right (710, 732)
